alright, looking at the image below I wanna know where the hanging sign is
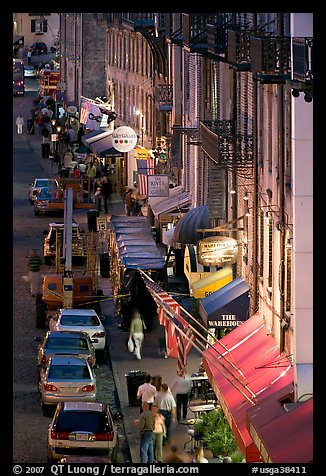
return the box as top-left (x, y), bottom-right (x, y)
top-left (112, 126), bottom-right (137, 152)
top-left (198, 236), bottom-right (238, 267)
top-left (147, 175), bottom-right (169, 197)
top-left (135, 148), bottom-right (151, 159)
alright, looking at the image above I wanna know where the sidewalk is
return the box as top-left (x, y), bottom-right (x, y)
top-left (27, 130), bottom-right (203, 463)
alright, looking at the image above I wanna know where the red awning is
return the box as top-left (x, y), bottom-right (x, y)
top-left (246, 385), bottom-right (313, 463)
top-left (202, 313), bottom-right (294, 462)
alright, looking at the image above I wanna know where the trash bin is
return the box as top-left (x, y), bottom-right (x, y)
top-left (99, 252), bottom-right (110, 278)
top-left (87, 209), bottom-right (99, 232)
top-left (27, 119), bottom-right (34, 134)
top-left (125, 370), bottom-right (147, 406)
top-left (41, 142), bottom-right (50, 158)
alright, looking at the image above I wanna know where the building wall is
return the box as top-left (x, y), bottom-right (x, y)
top-left (13, 13), bottom-right (59, 50)
top-left (291, 13), bottom-right (313, 400)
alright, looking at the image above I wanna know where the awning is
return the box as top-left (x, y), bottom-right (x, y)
top-left (13, 35), bottom-right (24, 47)
top-left (246, 385), bottom-right (313, 463)
top-left (148, 186), bottom-right (191, 218)
top-left (172, 205), bottom-right (210, 247)
top-left (89, 133), bottom-right (124, 158)
top-left (82, 129), bottom-right (110, 145)
top-left (202, 313), bottom-right (294, 462)
top-left (199, 276), bottom-right (250, 328)
top-left (190, 266), bottom-right (233, 298)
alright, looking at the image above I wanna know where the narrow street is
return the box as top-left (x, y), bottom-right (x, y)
top-left (13, 81), bottom-right (131, 463)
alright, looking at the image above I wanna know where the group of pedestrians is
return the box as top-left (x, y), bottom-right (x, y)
top-left (136, 373), bottom-right (177, 463)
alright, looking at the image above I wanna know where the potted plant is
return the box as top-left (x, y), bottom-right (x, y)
top-left (194, 409), bottom-right (239, 459)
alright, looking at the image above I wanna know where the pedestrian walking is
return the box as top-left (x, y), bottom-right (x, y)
top-left (157, 383), bottom-right (176, 444)
top-left (94, 186), bottom-right (102, 212)
top-left (86, 162), bottom-right (97, 180)
top-left (27, 249), bottom-right (42, 297)
top-left (152, 404), bottom-right (166, 463)
top-left (16, 114), bottom-right (24, 135)
top-left (137, 374), bottom-right (157, 410)
top-left (170, 370), bottom-right (191, 422)
top-left (138, 402), bottom-right (155, 463)
top-left (27, 48), bottom-right (32, 65)
top-left (77, 125), bottom-right (84, 146)
top-left (63, 147), bottom-right (74, 168)
top-left (129, 306), bottom-right (146, 360)
top-left (101, 175), bottom-right (112, 214)
top-left (151, 375), bottom-right (163, 392)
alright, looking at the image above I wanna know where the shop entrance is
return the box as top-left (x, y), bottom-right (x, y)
top-left (104, 156), bottom-right (124, 195)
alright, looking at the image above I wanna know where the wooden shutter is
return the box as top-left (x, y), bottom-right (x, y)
top-left (31, 20), bottom-right (36, 32)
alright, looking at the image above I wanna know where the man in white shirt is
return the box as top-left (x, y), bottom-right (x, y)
top-left (137, 374), bottom-right (157, 412)
top-left (170, 370), bottom-right (191, 422)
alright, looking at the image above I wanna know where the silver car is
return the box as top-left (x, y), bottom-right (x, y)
top-left (36, 330), bottom-right (96, 370)
top-left (48, 401), bottom-right (119, 462)
top-left (28, 178), bottom-right (59, 203)
top-left (49, 309), bottom-right (106, 357)
top-left (39, 355), bottom-right (97, 415)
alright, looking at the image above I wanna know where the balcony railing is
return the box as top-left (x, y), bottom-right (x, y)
top-left (250, 36), bottom-right (291, 82)
top-left (292, 37), bottom-right (313, 83)
top-left (200, 121), bottom-right (253, 171)
top-left (155, 84), bottom-right (173, 111)
top-left (227, 30), bottom-right (252, 69)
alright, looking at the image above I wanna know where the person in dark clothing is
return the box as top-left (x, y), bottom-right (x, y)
top-left (124, 188), bottom-right (135, 216)
top-left (77, 125), bottom-right (84, 146)
top-left (101, 176), bottom-right (112, 213)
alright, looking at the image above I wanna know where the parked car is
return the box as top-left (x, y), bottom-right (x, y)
top-left (31, 42), bottom-right (48, 54)
top-left (34, 187), bottom-right (63, 216)
top-left (47, 401), bottom-right (119, 462)
top-left (49, 309), bottom-right (106, 358)
top-left (24, 65), bottom-right (37, 78)
top-left (43, 222), bottom-right (86, 265)
top-left (35, 330), bottom-right (96, 369)
top-left (28, 178), bottom-right (59, 203)
top-left (39, 355), bottom-right (97, 415)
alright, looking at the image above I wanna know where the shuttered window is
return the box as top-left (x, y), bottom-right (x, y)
top-left (285, 246), bottom-right (291, 312)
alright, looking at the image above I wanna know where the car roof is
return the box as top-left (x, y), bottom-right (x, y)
top-left (48, 355), bottom-right (89, 366)
top-left (48, 222), bottom-right (80, 228)
top-left (59, 309), bottom-right (98, 316)
top-left (47, 330), bottom-right (89, 338)
top-left (62, 402), bottom-right (105, 412)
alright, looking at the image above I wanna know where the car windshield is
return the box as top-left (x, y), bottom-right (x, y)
top-left (61, 315), bottom-right (100, 327)
top-left (38, 188), bottom-right (58, 200)
top-left (48, 365), bottom-right (90, 380)
top-left (56, 411), bottom-right (112, 433)
top-left (35, 179), bottom-right (51, 187)
top-left (45, 337), bottom-right (88, 350)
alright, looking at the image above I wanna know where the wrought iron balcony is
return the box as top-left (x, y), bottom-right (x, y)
top-left (250, 36), bottom-right (291, 83)
top-left (155, 84), bottom-right (173, 111)
top-left (200, 121), bottom-right (253, 171)
top-left (182, 13), bottom-right (230, 58)
top-left (227, 30), bottom-right (252, 70)
top-left (292, 37), bottom-right (313, 83)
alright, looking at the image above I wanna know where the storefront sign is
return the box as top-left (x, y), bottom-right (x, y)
top-left (198, 236), bottom-right (238, 267)
top-left (208, 315), bottom-right (244, 328)
top-left (147, 175), bottom-right (169, 197)
top-left (135, 148), bottom-right (151, 159)
top-left (112, 126), bottom-right (137, 152)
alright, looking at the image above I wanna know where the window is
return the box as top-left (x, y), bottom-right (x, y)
top-left (285, 246), bottom-right (291, 312)
top-left (258, 210), bottom-right (264, 278)
top-left (31, 19), bottom-right (47, 33)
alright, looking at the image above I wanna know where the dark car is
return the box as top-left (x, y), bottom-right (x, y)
top-left (31, 42), bottom-right (48, 55)
top-left (47, 402), bottom-right (119, 462)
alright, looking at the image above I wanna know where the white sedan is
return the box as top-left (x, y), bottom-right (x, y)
top-left (24, 65), bottom-right (37, 77)
top-left (49, 309), bottom-right (106, 358)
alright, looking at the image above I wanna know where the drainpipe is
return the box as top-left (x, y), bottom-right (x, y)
top-left (277, 14), bottom-right (286, 352)
top-left (252, 14), bottom-right (259, 314)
